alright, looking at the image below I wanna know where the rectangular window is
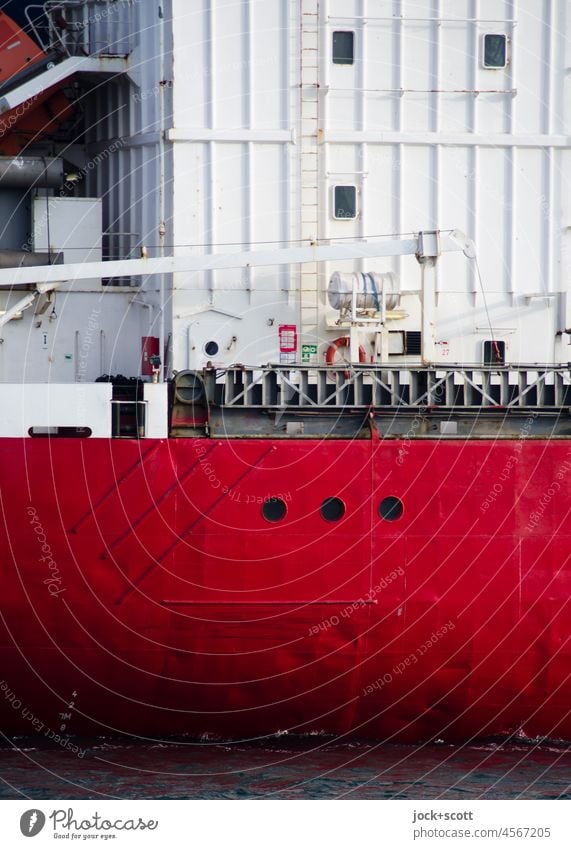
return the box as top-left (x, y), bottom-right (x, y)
top-left (483, 34), bottom-right (507, 68)
top-left (483, 340), bottom-right (506, 365)
top-left (333, 185), bottom-right (357, 219)
top-left (332, 31), bottom-right (354, 65)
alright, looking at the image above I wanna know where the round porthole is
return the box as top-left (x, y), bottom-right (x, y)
top-left (204, 340), bottom-right (219, 356)
top-left (320, 497), bottom-right (345, 522)
top-left (379, 496), bottom-right (403, 522)
top-left (262, 497), bottom-right (287, 523)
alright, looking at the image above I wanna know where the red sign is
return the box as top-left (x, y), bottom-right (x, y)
top-left (278, 325), bottom-right (297, 353)
top-left (141, 336), bottom-right (160, 376)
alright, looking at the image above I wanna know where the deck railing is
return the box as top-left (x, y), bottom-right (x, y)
top-left (26, 0), bottom-right (135, 58)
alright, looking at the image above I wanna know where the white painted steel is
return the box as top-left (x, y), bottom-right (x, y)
top-left (0, 196), bottom-right (143, 385)
top-left (143, 383), bottom-right (168, 438)
top-left (0, 56), bottom-right (126, 114)
top-left (0, 1), bottom-right (171, 387)
top-left (0, 384), bottom-right (112, 437)
top-left (0, 0), bottom-right (569, 393)
top-left (314, 0), bottom-right (570, 367)
top-left (32, 197), bottom-right (102, 292)
top-left (164, 0), bottom-right (571, 369)
top-left (0, 234), bottom-right (467, 288)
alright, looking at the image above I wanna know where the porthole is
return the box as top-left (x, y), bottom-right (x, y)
top-left (379, 496), bottom-right (403, 522)
top-left (262, 497), bottom-right (287, 523)
top-left (204, 340), bottom-right (219, 356)
top-left (321, 497), bottom-right (345, 522)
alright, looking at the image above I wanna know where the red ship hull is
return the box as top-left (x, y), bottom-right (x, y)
top-left (1, 437), bottom-right (569, 742)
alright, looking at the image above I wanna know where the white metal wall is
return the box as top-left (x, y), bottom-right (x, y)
top-left (55, 0), bottom-right (175, 381)
top-left (170, 0), bottom-right (299, 369)
top-left (0, 195), bottom-right (143, 384)
top-left (0, 1), bottom-right (172, 385)
top-left (81, 0), bottom-right (173, 365)
top-left (83, 1), bottom-right (172, 256)
top-left (318, 0), bottom-right (571, 365)
top-left (10, 0), bottom-right (566, 379)
top-left (0, 384), bottom-right (112, 437)
top-left (167, 0), bottom-right (571, 368)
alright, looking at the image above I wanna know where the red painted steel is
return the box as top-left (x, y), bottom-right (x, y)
top-left (0, 437), bottom-right (569, 741)
top-left (141, 337), bottom-right (160, 376)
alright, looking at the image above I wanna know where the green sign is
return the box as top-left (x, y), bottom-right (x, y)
top-left (301, 344), bottom-right (318, 362)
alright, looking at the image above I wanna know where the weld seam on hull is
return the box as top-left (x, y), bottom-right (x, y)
top-left (114, 444), bottom-right (275, 605)
top-left (160, 599), bottom-right (378, 606)
top-left (70, 442), bottom-right (161, 534)
top-left (101, 441), bottom-right (220, 558)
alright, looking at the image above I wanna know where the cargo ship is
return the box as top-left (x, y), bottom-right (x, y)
top-left (0, 0), bottom-right (569, 743)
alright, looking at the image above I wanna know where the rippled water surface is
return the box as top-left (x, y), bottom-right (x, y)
top-left (1, 738), bottom-right (570, 799)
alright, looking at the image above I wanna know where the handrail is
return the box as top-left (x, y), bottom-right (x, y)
top-left (25, 1), bottom-right (134, 59)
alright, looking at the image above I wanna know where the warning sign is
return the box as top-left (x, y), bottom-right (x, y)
top-left (279, 324), bottom-right (298, 365)
top-left (301, 344), bottom-right (318, 363)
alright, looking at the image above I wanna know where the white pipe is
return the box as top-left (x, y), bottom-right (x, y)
top-left (470, 0), bottom-right (479, 302)
top-left (421, 260), bottom-right (436, 364)
top-left (544, 0), bottom-right (554, 297)
top-left (433, 0), bottom-right (441, 299)
top-left (245, 0), bottom-right (253, 300)
top-left (395, 1), bottom-right (404, 283)
top-left (158, 1), bottom-right (166, 382)
top-left (207, 0), bottom-right (216, 300)
top-left (359, 0), bottom-right (367, 276)
top-left (508, 0), bottom-right (517, 301)
top-left (329, 16), bottom-right (518, 24)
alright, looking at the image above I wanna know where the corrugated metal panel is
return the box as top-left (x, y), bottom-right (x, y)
top-left (85, 0), bottom-right (135, 56)
top-left (315, 0), bottom-right (570, 364)
top-left (170, 0), bottom-right (298, 370)
top-left (49, 0), bottom-right (136, 56)
top-left (83, 1), bottom-right (172, 265)
top-left (69, 0), bottom-right (571, 370)
top-left (0, 2), bottom-right (169, 384)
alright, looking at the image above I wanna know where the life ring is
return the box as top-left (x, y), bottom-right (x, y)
top-left (325, 336), bottom-right (367, 366)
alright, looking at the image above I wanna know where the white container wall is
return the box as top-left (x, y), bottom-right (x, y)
top-left (169, 0), bottom-right (299, 370)
top-left (316, 0), bottom-right (571, 365)
top-left (167, 0), bottom-right (571, 368)
top-left (1, 0), bottom-right (568, 382)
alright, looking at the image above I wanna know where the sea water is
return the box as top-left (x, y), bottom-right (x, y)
top-left (0, 738), bottom-right (569, 799)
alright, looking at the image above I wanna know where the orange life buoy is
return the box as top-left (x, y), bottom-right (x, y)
top-left (325, 336), bottom-right (367, 366)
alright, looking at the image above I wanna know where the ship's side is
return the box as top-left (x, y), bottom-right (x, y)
top-left (0, 0), bottom-right (569, 742)
top-left (1, 431), bottom-right (570, 741)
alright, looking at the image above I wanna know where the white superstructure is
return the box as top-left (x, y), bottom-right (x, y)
top-left (168, 0), bottom-right (571, 370)
top-left (0, 0), bottom-right (569, 390)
